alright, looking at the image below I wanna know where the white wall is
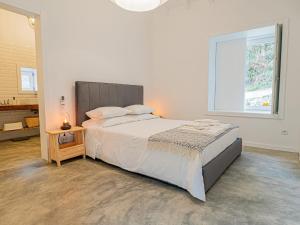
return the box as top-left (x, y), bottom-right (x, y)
top-left (0, 8), bottom-right (35, 46)
top-left (40, 0), bottom-right (152, 131)
top-left (150, 0), bottom-right (300, 152)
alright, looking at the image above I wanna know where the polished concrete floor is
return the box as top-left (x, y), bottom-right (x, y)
top-left (0, 136), bottom-right (41, 171)
top-left (0, 138), bottom-right (299, 225)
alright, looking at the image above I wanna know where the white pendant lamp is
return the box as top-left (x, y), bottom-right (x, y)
top-left (111, 0), bottom-right (168, 12)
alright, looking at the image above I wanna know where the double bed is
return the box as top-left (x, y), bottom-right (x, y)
top-left (76, 81), bottom-right (242, 201)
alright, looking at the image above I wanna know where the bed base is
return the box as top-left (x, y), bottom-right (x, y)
top-left (203, 138), bottom-right (242, 192)
top-left (92, 138), bottom-right (242, 194)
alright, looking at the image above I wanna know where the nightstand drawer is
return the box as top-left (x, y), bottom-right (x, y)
top-left (58, 144), bottom-right (85, 160)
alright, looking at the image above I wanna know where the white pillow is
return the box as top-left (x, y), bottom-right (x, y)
top-left (125, 104), bottom-right (154, 115)
top-left (82, 114), bottom-right (159, 128)
top-left (86, 106), bottom-right (130, 120)
top-left (101, 114), bottom-right (158, 127)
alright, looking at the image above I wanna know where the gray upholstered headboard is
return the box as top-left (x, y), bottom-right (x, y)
top-left (75, 81), bottom-right (143, 126)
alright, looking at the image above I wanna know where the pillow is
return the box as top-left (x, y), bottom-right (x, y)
top-left (82, 114), bottom-right (159, 128)
top-left (125, 105), bottom-right (154, 115)
top-left (101, 114), bottom-right (158, 128)
top-left (86, 106), bottom-right (130, 120)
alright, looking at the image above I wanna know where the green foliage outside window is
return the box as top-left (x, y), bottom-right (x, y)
top-left (245, 42), bottom-right (275, 92)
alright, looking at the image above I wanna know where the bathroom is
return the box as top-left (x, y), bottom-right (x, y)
top-left (0, 8), bottom-right (40, 143)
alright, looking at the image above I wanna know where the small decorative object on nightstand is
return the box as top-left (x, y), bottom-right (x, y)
top-left (60, 112), bottom-right (71, 130)
top-left (61, 118), bottom-right (71, 130)
top-left (46, 126), bottom-right (86, 167)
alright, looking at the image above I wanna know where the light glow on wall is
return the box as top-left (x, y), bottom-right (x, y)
top-left (146, 100), bottom-right (166, 117)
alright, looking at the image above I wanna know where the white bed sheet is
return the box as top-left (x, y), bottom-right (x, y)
top-left (83, 118), bottom-right (239, 201)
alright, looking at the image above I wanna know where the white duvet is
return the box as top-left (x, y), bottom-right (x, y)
top-left (83, 115), bottom-right (239, 201)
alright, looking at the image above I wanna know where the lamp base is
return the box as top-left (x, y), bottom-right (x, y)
top-left (61, 123), bottom-right (71, 130)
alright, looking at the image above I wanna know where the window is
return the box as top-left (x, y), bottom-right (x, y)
top-left (18, 67), bottom-right (38, 94)
top-left (208, 24), bottom-right (283, 116)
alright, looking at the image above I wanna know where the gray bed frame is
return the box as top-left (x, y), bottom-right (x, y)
top-left (75, 81), bottom-right (242, 192)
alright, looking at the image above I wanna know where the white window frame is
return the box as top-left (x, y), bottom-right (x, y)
top-left (207, 20), bottom-right (288, 120)
top-left (17, 65), bottom-right (38, 95)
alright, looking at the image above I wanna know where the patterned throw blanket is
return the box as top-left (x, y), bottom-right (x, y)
top-left (148, 119), bottom-right (238, 153)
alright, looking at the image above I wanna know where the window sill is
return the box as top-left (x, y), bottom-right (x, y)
top-left (206, 111), bottom-right (283, 120)
top-left (18, 91), bottom-right (38, 95)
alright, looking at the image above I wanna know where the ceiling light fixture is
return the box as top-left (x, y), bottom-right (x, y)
top-left (111, 0), bottom-right (168, 12)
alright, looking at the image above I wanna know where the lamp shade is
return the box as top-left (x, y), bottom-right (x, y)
top-left (111, 0), bottom-right (168, 12)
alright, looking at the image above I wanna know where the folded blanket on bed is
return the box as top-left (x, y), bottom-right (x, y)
top-left (148, 119), bottom-right (238, 152)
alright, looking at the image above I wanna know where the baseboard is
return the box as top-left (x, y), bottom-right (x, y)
top-left (243, 141), bottom-right (299, 153)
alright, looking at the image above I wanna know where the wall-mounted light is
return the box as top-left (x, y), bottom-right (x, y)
top-left (28, 16), bottom-right (35, 29)
top-left (111, 0), bottom-right (169, 12)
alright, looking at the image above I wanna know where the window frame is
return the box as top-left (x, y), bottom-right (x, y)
top-left (207, 21), bottom-right (288, 120)
top-left (17, 65), bottom-right (38, 95)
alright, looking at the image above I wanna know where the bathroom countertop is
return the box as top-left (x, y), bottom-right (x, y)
top-left (0, 104), bottom-right (39, 111)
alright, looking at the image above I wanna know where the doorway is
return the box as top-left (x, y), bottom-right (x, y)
top-left (0, 6), bottom-right (45, 170)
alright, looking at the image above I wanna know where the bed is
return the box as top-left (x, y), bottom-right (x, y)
top-left (75, 81), bottom-right (242, 201)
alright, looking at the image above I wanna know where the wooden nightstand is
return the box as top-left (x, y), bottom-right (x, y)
top-left (46, 126), bottom-right (86, 167)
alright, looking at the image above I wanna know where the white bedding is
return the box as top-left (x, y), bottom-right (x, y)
top-left (83, 117), bottom-right (239, 201)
